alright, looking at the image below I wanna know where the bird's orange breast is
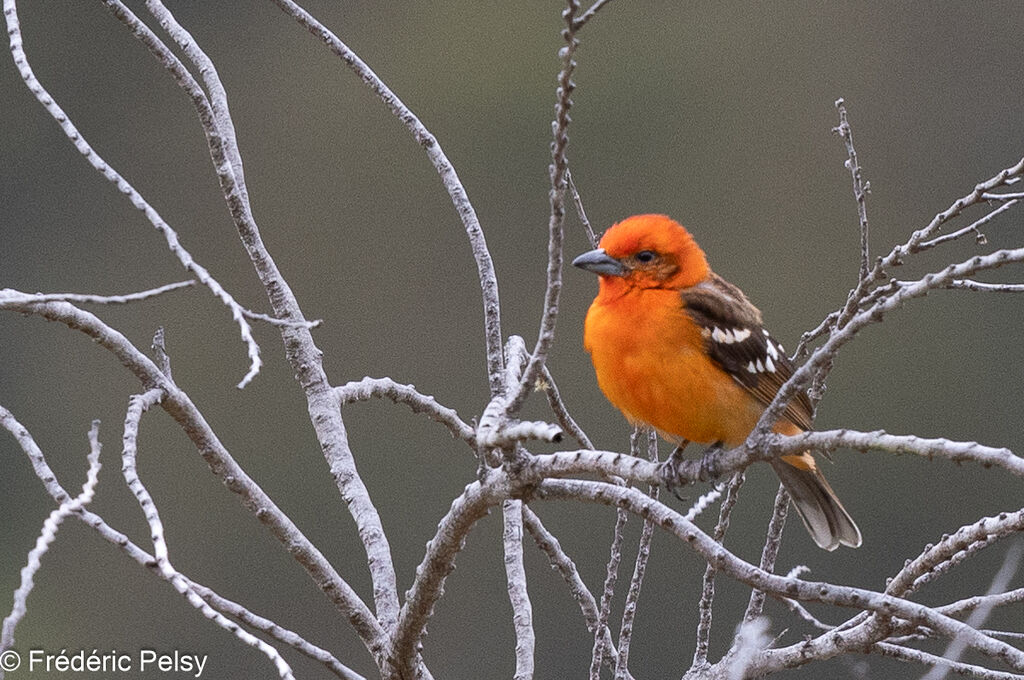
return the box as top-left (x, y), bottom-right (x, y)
top-left (583, 285), bottom-right (763, 446)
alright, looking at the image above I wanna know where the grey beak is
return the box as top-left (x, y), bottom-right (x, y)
top-left (572, 248), bottom-right (625, 276)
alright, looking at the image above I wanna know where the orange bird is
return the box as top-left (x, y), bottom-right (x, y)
top-left (573, 214), bottom-right (860, 550)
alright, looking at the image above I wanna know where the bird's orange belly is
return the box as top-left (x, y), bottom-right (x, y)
top-left (584, 297), bottom-right (763, 446)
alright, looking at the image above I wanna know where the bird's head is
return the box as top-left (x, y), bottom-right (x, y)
top-left (572, 214), bottom-right (710, 290)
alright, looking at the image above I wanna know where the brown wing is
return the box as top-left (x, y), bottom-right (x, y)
top-left (680, 273), bottom-right (813, 431)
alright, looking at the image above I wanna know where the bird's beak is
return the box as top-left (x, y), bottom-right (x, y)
top-left (572, 248), bottom-right (625, 277)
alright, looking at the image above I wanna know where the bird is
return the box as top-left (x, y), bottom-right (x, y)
top-left (572, 214), bottom-right (861, 551)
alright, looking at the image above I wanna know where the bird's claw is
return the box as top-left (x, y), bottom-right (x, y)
top-left (657, 442), bottom-right (691, 499)
top-left (698, 443), bottom-right (724, 482)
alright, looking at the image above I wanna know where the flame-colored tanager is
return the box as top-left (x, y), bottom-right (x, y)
top-left (573, 214), bottom-right (861, 551)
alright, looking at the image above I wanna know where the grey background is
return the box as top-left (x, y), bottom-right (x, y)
top-left (1, 2), bottom-right (1022, 678)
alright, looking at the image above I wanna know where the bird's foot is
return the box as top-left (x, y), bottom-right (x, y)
top-left (698, 442), bottom-right (725, 482)
top-left (658, 441), bottom-right (691, 499)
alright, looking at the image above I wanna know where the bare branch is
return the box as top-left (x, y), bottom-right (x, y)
top-left (683, 484), bottom-right (726, 522)
top-left (521, 507), bottom-right (625, 672)
top-left (1, 418), bottom-right (101, 653)
top-left (503, 501), bottom-right (535, 680)
top-left (103, 0), bottom-right (402, 630)
top-left (743, 483), bottom-right (792, 623)
top-left (692, 472), bottom-right (745, 669)
top-left (590, 505), bottom-right (628, 680)
top-left (535, 479), bottom-right (1024, 674)
top-left (573, 0), bottom-right (617, 30)
top-left (182, 578), bottom-right (366, 680)
top-left (833, 98), bottom-right (872, 281)
top-left (874, 642), bottom-right (1024, 680)
top-left (392, 480), bottom-right (503, 678)
top-left (766, 429), bottom-right (1024, 477)
top-left (540, 366), bottom-right (595, 450)
top-left (120, 389), bottom-right (296, 679)
top-left (0, 297), bottom-right (385, 656)
top-left (270, 0), bottom-right (504, 395)
top-left (940, 587), bottom-right (1024, 619)
top-left (335, 377), bottom-right (476, 447)
top-left (478, 420), bottom-right (563, 449)
top-left (567, 170), bottom-right (599, 248)
top-left (887, 511), bottom-right (1024, 598)
top-left (6, 0), bottom-right (264, 389)
top-left (0, 281), bottom-right (194, 305)
top-left (614, 429), bottom-right (658, 679)
top-left (918, 199), bottom-right (1018, 251)
top-left (944, 279), bottom-right (1024, 293)
top-left (753, 243), bottom-right (1024, 442)
top-left (920, 542), bottom-right (1022, 680)
top-left (510, 0), bottom-right (581, 411)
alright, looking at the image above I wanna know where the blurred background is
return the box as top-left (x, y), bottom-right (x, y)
top-left (2, 1), bottom-right (1022, 678)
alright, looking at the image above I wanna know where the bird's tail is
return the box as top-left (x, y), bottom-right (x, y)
top-left (769, 453), bottom-right (861, 551)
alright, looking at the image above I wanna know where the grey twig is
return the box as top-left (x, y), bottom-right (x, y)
top-left (535, 479), bottom-right (1024, 675)
top-left (834, 98), bottom-right (872, 281)
top-left (182, 578), bottom-right (366, 680)
top-left (918, 199), bottom-right (1018, 251)
top-left (0, 280), bottom-right (194, 305)
top-left (0, 296), bottom-right (385, 658)
top-left (0, 417), bottom-right (101, 655)
top-left (873, 642), bottom-right (1024, 680)
top-left (743, 483), bottom-right (792, 623)
top-left (567, 169), bottom-right (599, 248)
top-left (509, 0), bottom-right (582, 412)
top-left (7, 0), bottom-right (264, 389)
top-left (335, 377), bottom-right (476, 447)
top-left (590, 505), bottom-right (629, 680)
top-left (521, 507), bottom-right (627, 676)
top-left (614, 429), bottom-right (658, 679)
top-left (692, 472), bottom-right (745, 669)
top-left (111, 0), bottom-right (402, 633)
top-left (503, 500), bottom-right (535, 680)
top-left (920, 542), bottom-right (1022, 680)
top-left (270, 0), bottom-right (504, 396)
top-left (120, 389), bottom-right (297, 679)
top-left (573, 0), bottom-right (617, 30)
top-left (540, 366), bottom-right (595, 450)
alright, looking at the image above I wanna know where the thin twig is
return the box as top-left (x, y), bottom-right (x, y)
top-left (503, 500), bottom-right (535, 680)
top-left (183, 577), bottom-right (366, 680)
top-left (535, 479), bottom-right (1024, 675)
top-left (1, 419), bottom-right (101, 653)
top-left (590, 505), bottom-right (629, 680)
top-left (573, 0), bottom-right (617, 30)
top-left (614, 429), bottom-right (658, 679)
top-left (335, 377), bottom-right (476, 447)
top-left (540, 365), bottom-right (594, 450)
top-left (521, 507), bottom-right (627, 675)
top-left (920, 542), bottom-right (1022, 680)
top-left (7, 0), bottom-right (265, 388)
top-left (114, 0), bottom-right (402, 633)
top-left (833, 98), bottom-right (871, 281)
top-left (0, 406), bottom-right (364, 679)
top-left (0, 297), bottom-right (386, 656)
top-left (918, 199), bottom-right (1018, 251)
top-left (945, 280), bottom-right (1024, 293)
top-left (509, 0), bottom-right (582, 412)
top-left (120, 389), bottom-right (295, 679)
top-left (874, 642), bottom-right (1024, 680)
top-left (567, 169), bottom-right (599, 247)
top-left (743, 483), bottom-right (791, 623)
top-left (692, 472), bottom-right (745, 668)
top-left (0, 280), bottom-right (195, 305)
top-left (270, 0), bottom-right (504, 395)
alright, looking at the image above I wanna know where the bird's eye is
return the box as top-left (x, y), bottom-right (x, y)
top-left (635, 250), bottom-right (656, 263)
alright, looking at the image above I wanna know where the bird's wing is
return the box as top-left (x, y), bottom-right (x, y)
top-left (679, 273), bottom-right (813, 431)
